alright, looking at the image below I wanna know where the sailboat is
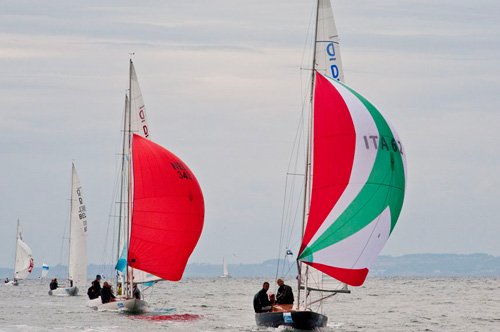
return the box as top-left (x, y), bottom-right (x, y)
top-left (255, 0), bottom-right (407, 329)
top-left (88, 60), bottom-right (205, 313)
top-left (40, 262), bottom-right (49, 279)
top-left (219, 258), bottom-right (231, 278)
top-left (49, 163), bottom-right (88, 296)
top-left (5, 220), bottom-right (34, 286)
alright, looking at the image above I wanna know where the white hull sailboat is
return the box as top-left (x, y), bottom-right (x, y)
top-left (5, 220), bottom-right (34, 286)
top-left (49, 163), bottom-right (88, 296)
top-left (256, 0), bottom-right (407, 329)
top-left (88, 60), bottom-right (205, 313)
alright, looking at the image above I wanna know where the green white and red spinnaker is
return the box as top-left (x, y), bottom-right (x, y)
top-left (298, 72), bottom-right (407, 287)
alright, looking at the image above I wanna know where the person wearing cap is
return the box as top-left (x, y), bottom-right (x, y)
top-left (87, 274), bottom-right (102, 300)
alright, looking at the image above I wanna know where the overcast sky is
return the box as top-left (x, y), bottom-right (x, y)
top-left (1, 0), bottom-right (498, 270)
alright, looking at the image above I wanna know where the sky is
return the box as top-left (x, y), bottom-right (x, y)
top-left (1, 0), bottom-right (499, 270)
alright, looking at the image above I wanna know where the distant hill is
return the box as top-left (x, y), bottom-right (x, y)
top-left (2, 254), bottom-right (500, 279)
top-left (370, 253), bottom-right (500, 277)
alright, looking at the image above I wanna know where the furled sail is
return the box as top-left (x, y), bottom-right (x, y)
top-left (14, 221), bottom-right (34, 280)
top-left (128, 134), bottom-right (205, 281)
top-left (68, 163), bottom-right (88, 288)
top-left (314, 0), bottom-right (344, 82)
top-left (298, 72), bottom-right (406, 286)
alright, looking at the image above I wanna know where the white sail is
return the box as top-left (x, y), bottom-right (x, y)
top-left (116, 61), bottom-right (161, 288)
top-left (220, 257), bottom-right (230, 278)
top-left (129, 62), bottom-right (151, 140)
top-left (68, 163), bottom-right (88, 288)
top-left (14, 221), bottom-right (34, 280)
top-left (131, 270), bottom-right (162, 284)
top-left (41, 262), bottom-right (49, 278)
top-left (314, 0), bottom-right (344, 83)
top-left (223, 259), bottom-right (229, 277)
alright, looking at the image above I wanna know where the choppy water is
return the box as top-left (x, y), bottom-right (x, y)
top-left (1, 277), bottom-right (499, 331)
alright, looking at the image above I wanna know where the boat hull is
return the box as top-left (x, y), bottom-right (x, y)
top-left (255, 311), bottom-right (327, 330)
top-left (5, 280), bottom-right (18, 286)
top-left (87, 297), bottom-right (148, 314)
top-left (49, 286), bottom-right (78, 296)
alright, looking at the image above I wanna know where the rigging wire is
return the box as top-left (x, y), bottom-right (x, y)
top-left (275, 0), bottom-right (317, 282)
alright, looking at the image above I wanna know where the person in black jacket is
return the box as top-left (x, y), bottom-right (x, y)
top-left (87, 275), bottom-right (102, 299)
top-left (253, 282), bottom-right (272, 313)
top-left (276, 279), bottom-right (294, 305)
top-left (49, 278), bottom-right (58, 290)
top-left (101, 282), bottom-right (116, 304)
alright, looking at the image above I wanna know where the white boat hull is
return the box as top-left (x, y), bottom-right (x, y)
top-left (48, 286), bottom-right (78, 296)
top-left (87, 297), bottom-right (148, 313)
top-left (5, 281), bottom-right (19, 286)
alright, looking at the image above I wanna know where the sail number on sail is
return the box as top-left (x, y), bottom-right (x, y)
top-left (170, 162), bottom-right (193, 180)
top-left (76, 187), bottom-right (88, 232)
top-left (325, 42), bottom-right (340, 81)
top-left (363, 135), bottom-right (404, 155)
top-left (138, 106), bottom-right (149, 138)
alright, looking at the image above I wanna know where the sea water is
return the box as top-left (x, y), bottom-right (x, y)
top-left (1, 277), bottom-right (499, 331)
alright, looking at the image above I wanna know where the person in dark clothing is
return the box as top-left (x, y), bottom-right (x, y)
top-left (276, 279), bottom-right (294, 305)
top-left (49, 278), bottom-right (58, 290)
top-left (133, 284), bottom-right (141, 300)
top-left (253, 282), bottom-right (272, 313)
top-left (87, 274), bottom-right (102, 299)
top-left (100, 282), bottom-right (116, 304)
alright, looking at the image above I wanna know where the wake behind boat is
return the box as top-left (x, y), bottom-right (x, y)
top-left (256, 0), bottom-right (406, 329)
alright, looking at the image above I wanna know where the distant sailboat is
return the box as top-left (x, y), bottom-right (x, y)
top-left (88, 60), bottom-right (205, 313)
top-left (255, 0), bottom-right (406, 329)
top-left (220, 258), bottom-right (231, 278)
top-left (5, 220), bottom-right (34, 286)
top-left (40, 262), bottom-right (49, 278)
top-left (50, 163), bottom-right (88, 296)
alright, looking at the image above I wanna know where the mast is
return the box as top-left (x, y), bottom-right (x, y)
top-left (117, 93), bottom-right (128, 291)
top-left (68, 165), bottom-right (74, 282)
top-left (13, 220), bottom-right (20, 279)
top-left (126, 59), bottom-right (134, 298)
top-left (297, 0), bottom-right (320, 310)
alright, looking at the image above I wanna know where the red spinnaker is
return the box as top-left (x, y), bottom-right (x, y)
top-left (128, 134), bottom-right (205, 281)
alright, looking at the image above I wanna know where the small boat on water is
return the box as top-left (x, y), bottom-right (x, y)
top-left (87, 59), bottom-right (205, 313)
top-left (219, 258), bottom-right (231, 278)
top-left (256, 0), bottom-right (407, 329)
top-left (5, 220), bottom-right (34, 286)
top-left (49, 163), bottom-right (88, 296)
